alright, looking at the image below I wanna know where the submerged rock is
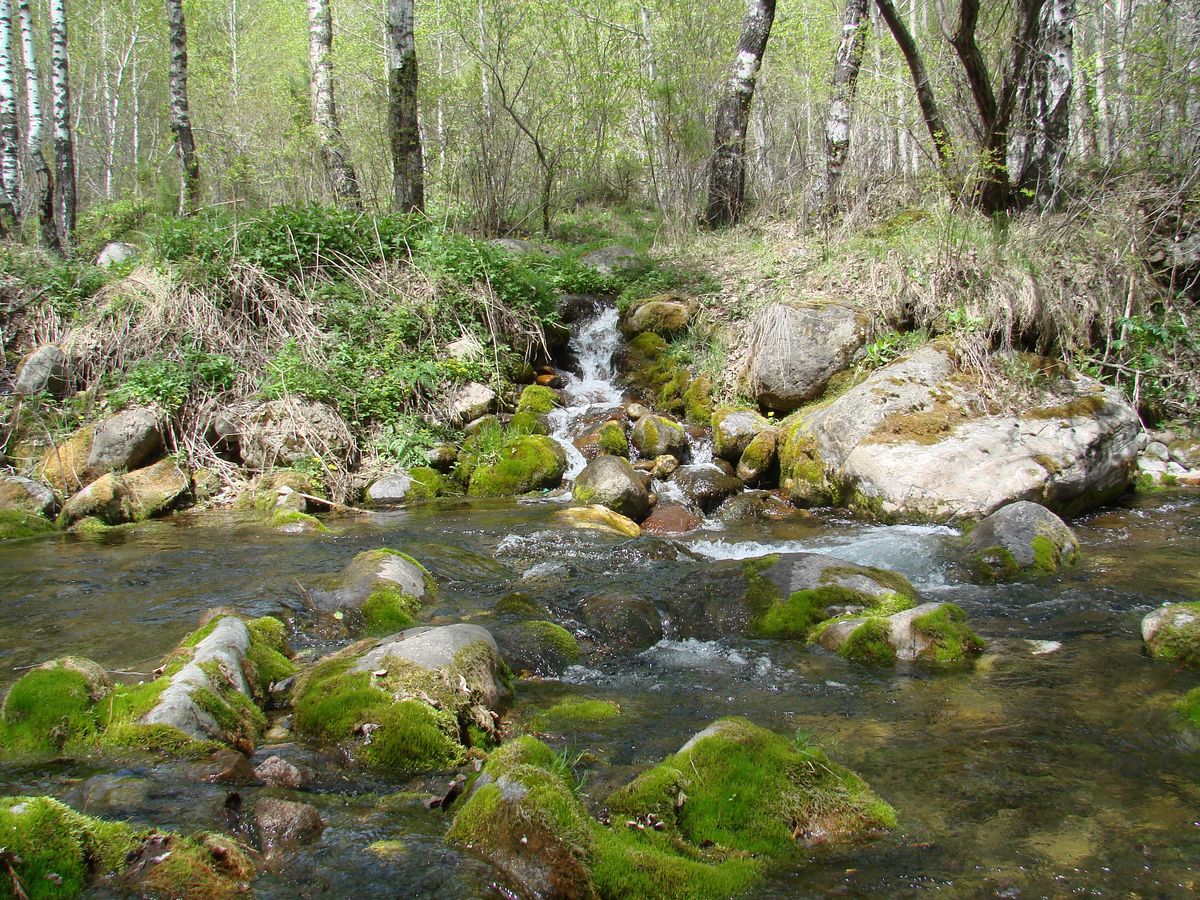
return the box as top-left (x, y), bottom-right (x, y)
top-left (578, 593), bottom-right (663, 651)
top-left (314, 548), bottom-right (437, 637)
top-left (777, 346), bottom-right (1140, 519)
top-left (498, 620), bottom-right (581, 676)
top-left (965, 501), bottom-right (1079, 582)
top-left (255, 755), bottom-right (306, 789)
top-left (1142, 602), bottom-right (1200, 667)
top-left (640, 502), bottom-right (702, 535)
top-left (573, 455), bottom-right (650, 521)
top-left (448, 720), bottom-right (893, 900)
top-left (555, 505), bottom-right (642, 538)
top-left (816, 602), bottom-right (985, 665)
top-left (745, 302), bottom-right (868, 412)
top-left (254, 797), bottom-right (324, 854)
top-left (292, 624), bottom-right (510, 773)
top-left (671, 465), bottom-right (743, 513)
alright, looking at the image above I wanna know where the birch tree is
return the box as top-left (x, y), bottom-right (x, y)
top-left (386, 0), bottom-right (424, 212)
top-left (0, 0), bottom-right (20, 228)
top-left (307, 0), bottom-right (360, 206)
top-left (818, 0), bottom-right (870, 214)
top-left (166, 0), bottom-right (200, 214)
top-left (17, 0), bottom-right (57, 250)
top-left (701, 0), bottom-right (776, 228)
top-left (49, 0), bottom-right (76, 245)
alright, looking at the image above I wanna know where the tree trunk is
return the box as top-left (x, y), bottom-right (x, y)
top-left (701, 0), bottom-right (776, 229)
top-left (306, 0), bottom-right (360, 206)
top-left (386, 0), bottom-right (424, 213)
top-left (49, 0), bottom-right (75, 247)
top-left (1009, 0), bottom-right (1074, 211)
top-left (818, 0), bottom-right (870, 215)
top-left (876, 0), bottom-right (951, 164)
top-left (166, 0), bottom-right (200, 215)
top-left (0, 0), bottom-right (20, 229)
top-left (17, 0), bottom-right (57, 251)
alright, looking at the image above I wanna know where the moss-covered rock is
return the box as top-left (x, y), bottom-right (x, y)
top-left (736, 427), bottom-right (779, 485)
top-left (500, 621), bottom-right (581, 676)
top-left (1142, 602), bottom-right (1200, 668)
top-left (467, 434), bottom-right (567, 497)
top-left (365, 467), bottom-right (445, 505)
top-left (554, 505), bottom-right (642, 538)
top-left (573, 455), bottom-right (650, 521)
top-left (0, 508), bottom-right (56, 540)
top-left (597, 421), bottom-right (630, 458)
top-left (527, 698), bottom-right (622, 731)
top-left (631, 414), bottom-right (688, 460)
top-left (1177, 686), bottom-right (1200, 730)
top-left (292, 624), bottom-right (510, 774)
top-left (743, 553), bottom-right (918, 640)
top-left (965, 501), bottom-right (1079, 582)
top-left (776, 413), bottom-right (836, 506)
top-left (516, 384), bottom-right (562, 417)
top-left (817, 602), bottom-right (985, 665)
top-left (314, 548), bottom-right (438, 636)
top-left (621, 296), bottom-right (695, 337)
top-left (711, 408), bottom-right (770, 462)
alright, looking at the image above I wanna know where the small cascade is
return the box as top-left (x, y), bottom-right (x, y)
top-left (547, 304), bottom-right (626, 479)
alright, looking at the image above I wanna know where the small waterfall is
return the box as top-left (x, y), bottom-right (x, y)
top-left (548, 304), bottom-right (626, 480)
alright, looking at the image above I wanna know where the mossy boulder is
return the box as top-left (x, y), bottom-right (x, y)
top-left (816, 602), bottom-right (985, 665)
top-left (0, 474), bottom-right (57, 517)
top-left (597, 421), bottom-right (629, 458)
top-left (452, 720), bottom-right (892, 900)
top-left (631, 414), bottom-right (688, 460)
top-left (499, 621), bottom-right (582, 676)
top-left (238, 469), bottom-right (325, 515)
top-left (467, 434), bottom-right (567, 497)
top-left (711, 408), bottom-right (771, 462)
top-left (965, 501), bottom-right (1079, 582)
top-left (56, 460), bottom-right (190, 528)
top-left (365, 466), bottom-right (444, 505)
top-left (292, 624), bottom-right (510, 773)
top-left (35, 425), bottom-right (97, 495)
top-left (555, 505), bottom-right (642, 538)
top-left (573, 455), bottom-right (650, 521)
top-left (516, 384), bottom-right (562, 417)
top-left (1142, 602), bottom-right (1200, 667)
top-left (621, 296), bottom-right (695, 337)
top-left (527, 698), bottom-right (623, 732)
top-left (742, 553), bottom-right (919, 640)
top-left (0, 796), bottom-right (253, 900)
top-left (736, 427), bottom-right (779, 485)
top-left (314, 548), bottom-right (438, 636)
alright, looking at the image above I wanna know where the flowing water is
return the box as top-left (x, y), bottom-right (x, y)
top-left (1, 310), bottom-right (1198, 898)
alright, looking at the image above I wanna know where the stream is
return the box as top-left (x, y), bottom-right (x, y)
top-left (1, 307), bottom-right (1198, 897)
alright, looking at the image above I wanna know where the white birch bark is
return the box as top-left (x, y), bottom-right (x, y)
top-left (49, 0), bottom-right (75, 244)
top-left (17, 0), bottom-right (56, 249)
top-left (307, 0), bottom-right (360, 205)
top-left (0, 0), bottom-right (20, 224)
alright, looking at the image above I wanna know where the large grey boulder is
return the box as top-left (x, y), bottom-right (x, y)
top-left (778, 346), bottom-right (1140, 520)
top-left (581, 245), bottom-right (644, 276)
top-left (86, 407), bottom-right (163, 474)
top-left (671, 465), bottom-right (743, 513)
top-left (965, 501), bottom-right (1079, 581)
top-left (745, 303), bottom-right (868, 412)
top-left (449, 382), bottom-right (498, 426)
top-left (490, 238), bottom-right (560, 257)
top-left (239, 400), bottom-right (354, 471)
top-left (631, 414), bottom-right (689, 460)
top-left (572, 455), bottom-right (650, 521)
top-left (14, 345), bottom-right (69, 397)
top-left (95, 241), bottom-right (139, 268)
top-left (711, 407), bottom-right (771, 461)
top-left (0, 475), bottom-right (57, 517)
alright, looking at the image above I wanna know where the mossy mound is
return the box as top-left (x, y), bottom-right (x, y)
top-left (292, 626), bottom-right (509, 774)
top-left (450, 722), bottom-right (893, 900)
top-left (270, 509), bottom-right (330, 533)
top-left (1142, 602), bottom-right (1200, 668)
top-left (965, 501), bottom-right (1080, 583)
top-left (0, 796), bottom-right (252, 899)
top-left (325, 548), bottom-right (438, 636)
top-left (516, 384), bottom-right (562, 417)
top-left (0, 509), bottom-right (56, 540)
top-left (502, 621), bottom-right (582, 675)
top-left (407, 466), bottom-right (446, 501)
top-left (618, 333), bottom-right (711, 425)
top-left (743, 553), bottom-right (918, 641)
top-left (817, 602), bottom-right (986, 666)
top-left (776, 414), bottom-right (836, 506)
top-left (597, 421), bottom-right (630, 457)
top-left (466, 434), bottom-right (566, 497)
top-left (527, 698), bottom-right (622, 732)
top-left (1177, 687), bottom-right (1200, 730)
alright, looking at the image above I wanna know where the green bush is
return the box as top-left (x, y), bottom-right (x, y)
top-left (110, 349), bottom-right (236, 412)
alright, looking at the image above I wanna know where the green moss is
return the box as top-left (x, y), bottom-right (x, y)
top-left (131, 832), bottom-right (254, 898)
top-left (293, 657), bottom-right (389, 742)
top-left (357, 548), bottom-right (438, 599)
top-left (467, 435), bottom-right (565, 497)
top-left (100, 722), bottom-right (223, 758)
top-left (0, 668), bottom-right (98, 755)
top-left (496, 592), bottom-right (540, 616)
top-left (191, 683), bottom-right (266, 745)
top-left (1177, 687), bottom-right (1200, 730)
top-left (517, 384), bottom-right (561, 416)
top-left (0, 796), bottom-right (138, 899)
top-left (516, 621), bottom-right (581, 669)
top-left (247, 615), bottom-right (290, 655)
top-left (271, 509), bottom-right (330, 532)
top-left (407, 466), bottom-right (445, 500)
top-left (1025, 394), bottom-right (1107, 420)
top-left (1028, 533), bottom-right (1076, 573)
top-left (591, 826), bottom-right (760, 900)
top-left (752, 586), bottom-right (863, 640)
top-left (682, 373), bottom-right (713, 425)
top-left (529, 698), bottom-right (621, 730)
top-left (819, 564), bottom-right (917, 600)
top-left (245, 639), bottom-right (296, 698)
top-left (360, 587), bottom-right (421, 636)
top-left (776, 417), bottom-right (832, 505)
top-left (509, 411), bottom-right (550, 436)
top-left (362, 699), bottom-right (464, 774)
top-left (0, 509), bottom-right (55, 540)
top-left (969, 545), bottom-right (1021, 583)
top-left (597, 422), bottom-right (629, 457)
top-left (1146, 602), bottom-right (1200, 667)
top-left (838, 619), bottom-right (898, 665)
top-left (911, 604), bottom-right (986, 662)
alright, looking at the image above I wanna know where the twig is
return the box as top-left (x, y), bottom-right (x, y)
top-left (297, 491), bottom-right (370, 515)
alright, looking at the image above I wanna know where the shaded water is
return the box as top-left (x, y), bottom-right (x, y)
top-left (1, 492), bottom-right (1199, 897)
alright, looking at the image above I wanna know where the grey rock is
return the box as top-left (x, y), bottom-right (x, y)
top-left (449, 382), bottom-right (498, 427)
top-left (365, 471), bottom-right (414, 505)
top-left (490, 238), bottom-right (561, 257)
top-left (0, 475), bottom-right (58, 517)
top-left (572, 455), bottom-right (650, 520)
top-left (671, 465), bottom-right (743, 513)
top-left (631, 414), bottom-right (688, 460)
top-left (14, 345), bottom-right (68, 397)
top-left (965, 501), bottom-right (1079, 580)
top-left (95, 241), bottom-right (139, 268)
top-left (254, 798), bottom-right (324, 853)
top-left (87, 407), bottom-right (163, 473)
top-left (1144, 441), bottom-right (1170, 461)
top-left (745, 303), bottom-right (868, 412)
top-left (580, 245), bottom-right (644, 276)
top-left (240, 400), bottom-right (355, 471)
top-left (711, 408), bottom-right (770, 461)
top-left (818, 602), bottom-right (974, 662)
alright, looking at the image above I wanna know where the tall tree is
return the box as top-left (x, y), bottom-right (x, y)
top-left (876, 0), bottom-right (952, 166)
top-left (818, 0), bottom-right (871, 215)
top-left (166, 0), bottom-right (200, 215)
top-left (17, 0), bottom-right (57, 250)
top-left (701, 0), bottom-right (776, 229)
top-left (0, 0), bottom-right (20, 230)
top-left (386, 0), bottom-right (424, 213)
top-left (1009, 0), bottom-right (1075, 211)
top-left (49, 0), bottom-right (75, 246)
top-left (306, 0), bottom-right (360, 206)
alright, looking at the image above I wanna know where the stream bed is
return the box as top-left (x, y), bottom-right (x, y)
top-left (1, 490), bottom-right (1198, 897)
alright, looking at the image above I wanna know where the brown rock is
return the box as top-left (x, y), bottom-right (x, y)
top-left (641, 503), bottom-right (702, 535)
top-left (254, 755), bottom-right (305, 789)
top-left (254, 798), bottom-right (324, 853)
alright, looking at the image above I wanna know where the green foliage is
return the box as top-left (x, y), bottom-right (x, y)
top-left (1177, 687), bottom-right (1200, 731)
top-left (74, 198), bottom-right (156, 260)
top-left (0, 510), bottom-right (56, 541)
top-left (373, 417), bottom-right (446, 467)
top-left (0, 250), bottom-right (109, 316)
top-left (109, 348), bottom-right (236, 413)
top-left (528, 698), bottom-right (622, 731)
top-left (861, 330), bottom-right (926, 370)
